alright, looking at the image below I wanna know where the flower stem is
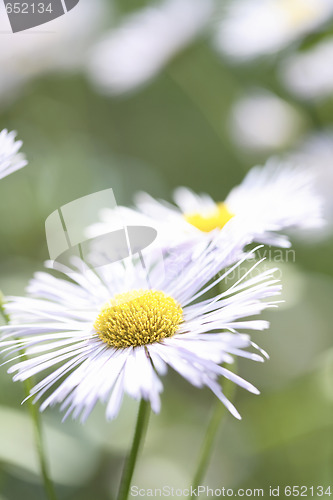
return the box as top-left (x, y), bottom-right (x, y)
top-left (24, 376), bottom-right (58, 500)
top-left (117, 398), bottom-right (151, 500)
top-left (0, 295), bottom-right (57, 500)
top-left (191, 363), bottom-right (237, 497)
top-left (0, 293), bottom-right (10, 324)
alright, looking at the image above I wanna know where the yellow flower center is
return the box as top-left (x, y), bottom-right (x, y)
top-left (184, 202), bottom-right (234, 233)
top-left (280, 0), bottom-right (318, 27)
top-left (94, 290), bottom-right (183, 349)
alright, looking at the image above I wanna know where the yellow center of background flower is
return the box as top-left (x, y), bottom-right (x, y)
top-left (184, 202), bottom-right (234, 233)
top-left (280, 0), bottom-right (318, 27)
top-left (94, 290), bottom-right (183, 349)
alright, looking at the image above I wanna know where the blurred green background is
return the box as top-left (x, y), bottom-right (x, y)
top-left (1, 0), bottom-right (333, 498)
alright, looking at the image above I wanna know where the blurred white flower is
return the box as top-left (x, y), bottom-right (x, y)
top-left (281, 37), bottom-right (333, 100)
top-left (0, 0), bottom-right (106, 106)
top-left (135, 161), bottom-right (323, 249)
top-left (215, 0), bottom-right (333, 60)
top-left (0, 243), bottom-right (280, 422)
top-left (86, 0), bottom-right (214, 95)
top-left (230, 90), bottom-right (304, 151)
top-left (0, 129), bottom-right (27, 180)
top-left (289, 132), bottom-right (333, 234)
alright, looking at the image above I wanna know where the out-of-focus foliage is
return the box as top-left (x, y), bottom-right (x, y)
top-left (0, 0), bottom-right (333, 499)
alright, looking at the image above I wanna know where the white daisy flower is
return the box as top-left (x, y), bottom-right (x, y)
top-left (215, 0), bottom-right (333, 61)
top-left (86, 0), bottom-right (214, 95)
top-left (0, 0), bottom-right (106, 106)
top-left (134, 161), bottom-right (323, 249)
top-left (0, 129), bottom-right (27, 180)
top-left (0, 242), bottom-right (280, 423)
top-left (287, 132), bottom-right (333, 236)
top-left (230, 89), bottom-right (304, 152)
top-left (281, 37), bottom-right (333, 101)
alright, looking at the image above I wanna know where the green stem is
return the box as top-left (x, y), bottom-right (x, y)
top-left (117, 399), bottom-right (151, 500)
top-left (0, 293), bottom-right (10, 324)
top-left (0, 296), bottom-right (57, 500)
top-left (191, 363), bottom-right (237, 497)
top-left (23, 376), bottom-right (58, 500)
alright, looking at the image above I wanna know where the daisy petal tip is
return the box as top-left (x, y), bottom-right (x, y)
top-left (151, 402), bottom-right (160, 415)
top-left (234, 411), bottom-right (242, 421)
top-left (225, 400), bottom-right (242, 420)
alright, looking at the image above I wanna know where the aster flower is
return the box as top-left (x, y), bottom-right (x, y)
top-left (86, 0), bottom-right (214, 95)
top-left (287, 132), bottom-right (333, 236)
top-left (0, 0), bottom-right (105, 106)
top-left (230, 90), bottom-right (304, 152)
top-left (281, 37), bottom-right (333, 101)
top-left (134, 161), bottom-right (323, 250)
top-left (0, 129), bottom-right (27, 180)
top-left (0, 241), bottom-right (280, 423)
top-left (215, 0), bottom-right (333, 61)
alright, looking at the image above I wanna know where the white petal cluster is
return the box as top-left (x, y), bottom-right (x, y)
top-left (224, 161), bottom-right (324, 247)
top-left (215, 0), bottom-right (333, 60)
top-left (281, 37), bottom-right (333, 100)
top-left (0, 0), bottom-right (105, 105)
top-left (0, 129), bottom-right (27, 180)
top-left (288, 132), bottom-right (333, 235)
top-left (86, 0), bottom-right (214, 95)
top-left (229, 90), bottom-right (304, 151)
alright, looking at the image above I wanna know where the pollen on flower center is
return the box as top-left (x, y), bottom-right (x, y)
top-left (94, 290), bottom-right (183, 349)
top-left (184, 202), bottom-right (234, 233)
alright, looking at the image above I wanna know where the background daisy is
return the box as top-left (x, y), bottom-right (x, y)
top-left (86, 0), bottom-right (214, 95)
top-left (215, 0), bottom-right (333, 60)
top-left (281, 38), bottom-right (333, 101)
top-left (133, 161), bottom-right (323, 250)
